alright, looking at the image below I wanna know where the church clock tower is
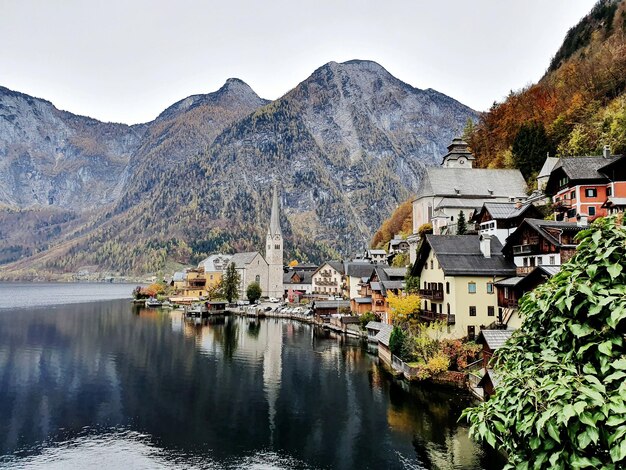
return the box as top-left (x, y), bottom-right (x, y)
top-left (266, 185), bottom-right (284, 298)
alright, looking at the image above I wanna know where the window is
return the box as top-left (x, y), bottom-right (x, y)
top-left (488, 306), bottom-right (495, 317)
top-left (446, 282), bottom-right (450, 294)
top-left (424, 281), bottom-right (427, 289)
top-left (467, 326), bottom-right (476, 340)
top-left (274, 244), bottom-right (280, 249)
top-left (570, 191), bottom-right (575, 200)
top-left (469, 306), bottom-right (476, 316)
top-left (486, 283), bottom-right (494, 294)
top-left (447, 303), bottom-right (450, 315)
top-left (537, 257), bottom-right (543, 265)
top-left (468, 282), bottom-right (476, 294)
top-left (589, 206), bottom-right (596, 216)
top-left (267, 245), bottom-right (270, 250)
top-left (607, 186), bottom-right (613, 196)
top-left (255, 275), bottom-right (260, 284)
top-left (430, 260), bottom-right (434, 270)
top-left (585, 188), bottom-right (597, 198)
top-left (451, 216), bottom-right (454, 222)
top-left (523, 257), bottom-right (528, 267)
top-left (550, 256), bottom-right (556, 265)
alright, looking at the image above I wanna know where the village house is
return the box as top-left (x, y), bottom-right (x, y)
top-left (343, 261), bottom-right (378, 301)
top-left (495, 265), bottom-right (559, 328)
top-left (472, 202), bottom-right (543, 245)
top-left (410, 234), bottom-right (517, 340)
top-left (388, 236), bottom-right (410, 255)
top-left (412, 138), bottom-right (527, 236)
top-left (366, 249), bottom-right (388, 264)
top-left (312, 261), bottom-right (344, 297)
top-left (545, 149), bottom-right (626, 222)
top-left (475, 329), bottom-right (515, 400)
top-left (283, 269), bottom-right (314, 302)
top-left (501, 218), bottom-right (584, 275)
top-left (367, 266), bottom-right (406, 324)
top-left (197, 253), bottom-right (231, 287)
top-left (170, 266), bottom-right (222, 299)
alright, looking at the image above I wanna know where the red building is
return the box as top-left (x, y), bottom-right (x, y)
top-left (545, 150), bottom-right (626, 222)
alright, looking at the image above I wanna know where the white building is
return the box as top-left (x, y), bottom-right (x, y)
top-left (412, 138), bottom-right (528, 236)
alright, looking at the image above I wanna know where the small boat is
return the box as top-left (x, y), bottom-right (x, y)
top-left (145, 298), bottom-right (162, 308)
top-left (161, 300), bottom-right (173, 309)
top-left (185, 303), bottom-right (208, 316)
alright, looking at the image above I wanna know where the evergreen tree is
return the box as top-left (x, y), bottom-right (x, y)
top-left (246, 282), bottom-right (262, 304)
top-left (457, 210), bottom-right (467, 235)
top-left (512, 121), bottom-right (553, 180)
top-left (222, 262), bottom-right (240, 303)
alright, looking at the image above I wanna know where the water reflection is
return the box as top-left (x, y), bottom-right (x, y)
top-left (0, 299), bottom-right (504, 469)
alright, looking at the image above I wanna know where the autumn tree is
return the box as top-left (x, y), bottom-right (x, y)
top-left (387, 291), bottom-right (421, 324)
top-left (463, 215), bottom-right (626, 468)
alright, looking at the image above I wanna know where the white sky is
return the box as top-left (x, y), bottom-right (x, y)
top-left (1, 0), bottom-right (595, 124)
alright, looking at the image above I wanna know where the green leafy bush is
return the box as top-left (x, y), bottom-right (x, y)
top-left (463, 215), bottom-right (626, 469)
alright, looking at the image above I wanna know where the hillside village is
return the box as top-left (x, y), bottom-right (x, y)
top-left (160, 137), bottom-right (626, 399)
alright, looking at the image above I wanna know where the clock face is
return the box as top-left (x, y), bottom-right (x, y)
top-left (274, 234), bottom-right (281, 240)
top-left (459, 157), bottom-right (466, 164)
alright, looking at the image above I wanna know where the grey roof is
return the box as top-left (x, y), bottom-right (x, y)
top-left (355, 297), bottom-right (372, 304)
top-left (478, 329), bottom-right (515, 350)
top-left (172, 272), bottom-right (185, 282)
top-left (382, 267), bottom-right (406, 279)
top-left (268, 185), bottom-right (282, 236)
top-left (365, 321), bottom-right (385, 331)
top-left (389, 238), bottom-right (408, 248)
top-left (521, 219), bottom-right (584, 247)
top-left (315, 300), bottom-right (351, 309)
top-left (415, 168), bottom-right (527, 200)
top-left (554, 156), bottom-right (620, 181)
top-left (198, 254), bottom-right (232, 271)
top-left (435, 198), bottom-right (486, 210)
top-left (230, 251), bottom-right (262, 268)
top-left (344, 262), bottom-right (376, 278)
top-left (603, 197), bottom-right (626, 208)
top-left (283, 270), bottom-right (313, 284)
top-left (494, 276), bottom-right (525, 287)
top-left (538, 265), bottom-right (561, 276)
top-left (538, 157), bottom-right (559, 179)
top-left (370, 282), bottom-right (382, 291)
top-left (368, 249), bottom-right (387, 255)
top-left (316, 261), bottom-right (344, 275)
top-left (381, 280), bottom-right (405, 290)
top-left (479, 368), bottom-right (502, 389)
top-left (375, 324), bottom-right (394, 347)
top-left (413, 235), bottom-right (517, 277)
top-left (480, 202), bottom-right (535, 220)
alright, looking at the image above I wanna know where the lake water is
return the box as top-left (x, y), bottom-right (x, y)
top-left (0, 284), bottom-right (504, 469)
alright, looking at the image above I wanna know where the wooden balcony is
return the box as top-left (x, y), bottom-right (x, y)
top-left (513, 243), bottom-right (538, 255)
top-left (499, 298), bottom-right (518, 308)
top-left (419, 289), bottom-right (444, 301)
top-left (419, 310), bottom-right (455, 325)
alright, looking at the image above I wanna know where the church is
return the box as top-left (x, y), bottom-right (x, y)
top-left (197, 186), bottom-right (284, 300)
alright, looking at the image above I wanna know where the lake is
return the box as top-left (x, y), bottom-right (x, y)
top-left (0, 283), bottom-right (504, 469)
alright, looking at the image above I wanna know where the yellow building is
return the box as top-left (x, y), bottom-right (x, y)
top-left (410, 234), bottom-right (517, 339)
top-left (171, 265), bottom-right (223, 300)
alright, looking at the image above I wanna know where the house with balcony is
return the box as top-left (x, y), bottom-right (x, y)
top-left (410, 234), bottom-right (517, 339)
top-left (412, 138), bottom-right (527, 236)
top-left (368, 267), bottom-right (406, 324)
top-left (283, 269), bottom-right (314, 301)
top-left (495, 265), bottom-right (559, 329)
top-left (344, 261), bottom-right (378, 302)
top-left (472, 202), bottom-right (543, 245)
top-left (545, 149), bottom-right (626, 222)
top-left (501, 219), bottom-right (583, 275)
top-left (312, 262), bottom-right (344, 297)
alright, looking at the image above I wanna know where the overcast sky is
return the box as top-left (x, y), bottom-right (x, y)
top-left (1, 0), bottom-right (595, 124)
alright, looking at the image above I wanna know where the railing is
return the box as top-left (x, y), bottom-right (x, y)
top-left (315, 279), bottom-right (338, 286)
top-left (516, 266), bottom-right (535, 276)
top-left (554, 200), bottom-right (571, 212)
top-left (499, 298), bottom-right (518, 308)
top-left (420, 310), bottom-right (456, 325)
top-left (320, 271), bottom-right (332, 278)
top-left (419, 289), bottom-right (444, 301)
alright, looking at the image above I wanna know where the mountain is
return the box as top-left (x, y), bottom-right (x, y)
top-left (467, 0), bottom-right (626, 176)
top-left (0, 60), bottom-right (476, 279)
top-left (0, 86), bottom-right (145, 209)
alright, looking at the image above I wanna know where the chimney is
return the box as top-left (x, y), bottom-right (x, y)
top-left (603, 145), bottom-right (611, 158)
top-left (480, 234), bottom-right (492, 258)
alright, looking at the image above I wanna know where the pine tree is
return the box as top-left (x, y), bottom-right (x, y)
top-left (222, 262), bottom-right (241, 303)
top-left (457, 210), bottom-right (467, 235)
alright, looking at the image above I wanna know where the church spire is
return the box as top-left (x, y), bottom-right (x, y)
top-left (269, 185), bottom-right (281, 236)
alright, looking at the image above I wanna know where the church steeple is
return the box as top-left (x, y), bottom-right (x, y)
top-left (265, 185), bottom-right (284, 299)
top-left (268, 185), bottom-right (281, 237)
